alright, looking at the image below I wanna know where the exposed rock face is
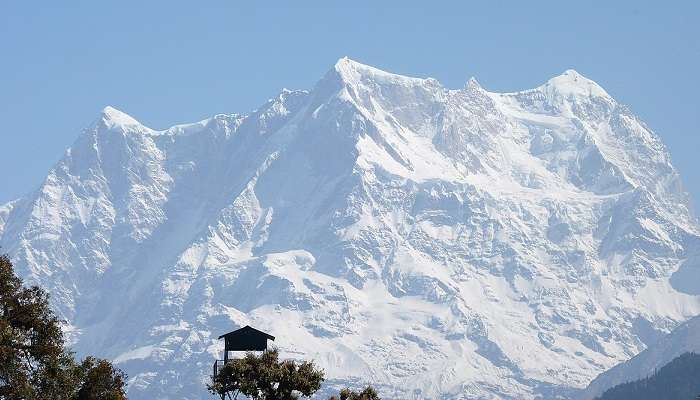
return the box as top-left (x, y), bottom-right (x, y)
top-left (1, 59), bottom-right (699, 399)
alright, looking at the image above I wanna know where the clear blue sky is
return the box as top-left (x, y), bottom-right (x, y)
top-left (1, 1), bottom-right (699, 210)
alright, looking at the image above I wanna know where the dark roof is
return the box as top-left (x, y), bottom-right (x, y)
top-left (218, 325), bottom-right (275, 341)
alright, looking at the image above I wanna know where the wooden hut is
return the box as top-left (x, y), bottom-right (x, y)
top-left (213, 325), bottom-right (275, 376)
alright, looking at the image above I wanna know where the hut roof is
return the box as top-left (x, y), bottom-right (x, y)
top-left (218, 325), bottom-right (275, 341)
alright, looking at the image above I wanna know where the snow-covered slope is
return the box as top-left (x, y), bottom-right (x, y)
top-left (1, 58), bottom-right (699, 399)
top-left (580, 315), bottom-right (700, 399)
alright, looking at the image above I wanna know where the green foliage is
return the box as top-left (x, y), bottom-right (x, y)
top-left (329, 386), bottom-right (381, 400)
top-left (208, 348), bottom-right (324, 400)
top-left (75, 357), bottom-right (127, 400)
top-left (0, 254), bottom-right (127, 400)
top-left (596, 352), bottom-right (700, 400)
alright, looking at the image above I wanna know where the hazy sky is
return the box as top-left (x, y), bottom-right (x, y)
top-left (1, 1), bottom-right (699, 211)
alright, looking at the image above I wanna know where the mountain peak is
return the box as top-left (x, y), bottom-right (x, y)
top-left (543, 69), bottom-right (610, 98)
top-left (100, 106), bottom-right (141, 128)
top-left (466, 76), bottom-right (483, 90)
top-left (561, 68), bottom-right (583, 78)
top-left (331, 57), bottom-right (427, 87)
top-left (333, 56), bottom-right (362, 69)
top-left (333, 56), bottom-right (377, 75)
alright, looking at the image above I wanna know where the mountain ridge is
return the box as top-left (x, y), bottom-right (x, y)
top-left (1, 58), bottom-right (699, 399)
top-left (581, 314), bottom-right (700, 399)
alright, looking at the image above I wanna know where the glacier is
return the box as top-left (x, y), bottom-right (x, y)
top-left (1, 58), bottom-right (699, 399)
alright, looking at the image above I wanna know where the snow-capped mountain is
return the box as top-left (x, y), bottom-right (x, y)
top-left (1, 58), bottom-right (699, 399)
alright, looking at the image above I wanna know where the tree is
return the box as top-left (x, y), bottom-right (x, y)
top-left (208, 349), bottom-right (324, 400)
top-left (329, 386), bottom-right (381, 400)
top-left (0, 254), bottom-right (127, 400)
top-left (75, 357), bottom-right (127, 400)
